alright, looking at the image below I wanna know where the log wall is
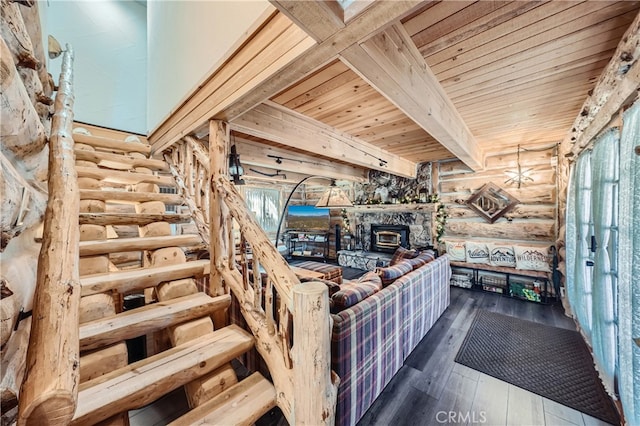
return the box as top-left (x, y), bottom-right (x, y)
top-left (437, 146), bottom-right (558, 247)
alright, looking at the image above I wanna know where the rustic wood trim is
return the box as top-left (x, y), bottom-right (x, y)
top-left (78, 213), bottom-right (191, 226)
top-left (79, 190), bottom-right (183, 205)
top-left (74, 149), bottom-right (168, 171)
top-left (271, 0), bottom-right (344, 42)
top-left (231, 101), bottom-right (417, 178)
top-left (79, 235), bottom-right (202, 257)
top-left (73, 133), bottom-right (150, 155)
top-left (19, 45), bottom-right (80, 425)
top-left (340, 23), bottom-right (483, 170)
top-left (71, 327), bottom-right (254, 426)
top-left (292, 283), bottom-right (338, 425)
top-left (234, 135), bottom-right (369, 182)
top-left (167, 372), bottom-right (276, 425)
top-left (563, 10), bottom-right (640, 155)
top-left (75, 167), bottom-right (175, 186)
top-left (80, 260), bottom-right (210, 296)
top-left (79, 293), bottom-right (230, 351)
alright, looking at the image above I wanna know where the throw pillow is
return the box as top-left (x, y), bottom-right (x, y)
top-left (514, 245), bottom-right (551, 272)
top-left (465, 242), bottom-right (490, 264)
top-left (390, 246), bottom-right (418, 266)
top-left (487, 243), bottom-right (517, 268)
top-left (445, 241), bottom-right (466, 262)
top-left (406, 249), bottom-right (437, 270)
top-left (331, 273), bottom-right (382, 311)
top-left (376, 260), bottom-right (413, 286)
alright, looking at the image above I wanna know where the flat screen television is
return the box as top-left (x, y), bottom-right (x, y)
top-left (286, 205), bottom-right (330, 231)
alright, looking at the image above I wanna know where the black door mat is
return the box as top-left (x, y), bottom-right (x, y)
top-left (455, 310), bottom-right (620, 425)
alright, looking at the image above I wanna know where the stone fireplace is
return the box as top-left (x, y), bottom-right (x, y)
top-left (337, 205), bottom-right (437, 271)
top-left (370, 224), bottom-right (410, 253)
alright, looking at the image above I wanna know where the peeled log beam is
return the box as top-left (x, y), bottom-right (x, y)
top-left (292, 283), bottom-right (338, 425)
top-left (0, 36), bottom-right (47, 158)
top-left (79, 189), bottom-right (183, 205)
top-left (78, 213), bottom-right (191, 226)
top-left (0, 0), bottom-right (38, 69)
top-left (18, 46), bottom-right (80, 425)
top-left (18, 67), bottom-right (44, 109)
top-left (18, 1), bottom-right (52, 96)
top-left (0, 150), bottom-right (46, 251)
top-left (1, 317), bottom-right (31, 413)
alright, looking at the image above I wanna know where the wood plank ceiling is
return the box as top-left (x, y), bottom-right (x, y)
top-left (253, 0), bottom-right (639, 169)
top-left (152, 1), bottom-right (639, 181)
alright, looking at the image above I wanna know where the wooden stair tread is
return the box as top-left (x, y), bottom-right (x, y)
top-left (72, 326), bottom-right (254, 426)
top-left (80, 189), bottom-right (183, 204)
top-left (75, 149), bottom-right (168, 171)
top-left (79, 234), bottom-right (202, 256)
top-left (80, 293), bottom-right (229, 351)
top-left (79, 212), bottom-right (191, 226)
top-left (76, 166), bottom-right (175, 186)
top-left (80, 259), bottom-right (210, 296)
top-left (73, 133), bottom-right (151, 154)
top-left (168, 372), bottom-right (276, 426)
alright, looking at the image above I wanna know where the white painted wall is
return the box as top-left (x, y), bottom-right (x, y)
top-left (147, 0), bottom-right (271, 134)
top-left (45, 0), bottom-right (147, 134)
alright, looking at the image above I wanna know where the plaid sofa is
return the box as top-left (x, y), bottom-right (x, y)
top-left (331, 254), bottom-right (451, 426)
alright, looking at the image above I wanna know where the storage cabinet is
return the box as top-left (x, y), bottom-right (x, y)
top-left (286, 230), bottom-right (330, 261)
top-left (450, 261), bottom-right (552, 304)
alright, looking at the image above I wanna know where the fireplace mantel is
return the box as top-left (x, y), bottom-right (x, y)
top-left (349, 203), bottom-right (438, 213)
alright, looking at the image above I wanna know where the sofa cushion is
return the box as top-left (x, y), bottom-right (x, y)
top-left (331, 281), bottom-right (404, 426)
top-left (514, 245), bottom-right (551, 272)
top-left (445, 240), bottom-right (466, 261)
top-left (487, 243), bottom-right (517, 267)
top-left (389, 246), bottom-right (418, 265)
top-left (377, 260), bottom-right (413, 286)
top-left (406, 249), bottom-right (436, 270)
top-left (465, 241), bottom-right (490, 264)
top-left (331, 272), bottom-right (382, 311)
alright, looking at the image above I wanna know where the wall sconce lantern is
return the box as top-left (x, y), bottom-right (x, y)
top-left (228, 145), bottom-right (245, 185)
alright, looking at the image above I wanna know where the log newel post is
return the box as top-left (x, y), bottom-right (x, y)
top-left (209, 120), bottom-right (230, 328)
top-left (18, 45), bottom-right (80, 425)
top-left (292, 282), bottom-right (338, 425)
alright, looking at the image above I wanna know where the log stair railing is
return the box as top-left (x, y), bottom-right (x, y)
top-left (164, 124), bottom-right (339, 424)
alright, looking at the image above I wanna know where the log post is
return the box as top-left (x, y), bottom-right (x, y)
top-left (18, 45), bottom-right (79, 425)
top-left (209, 120), bottom-right (229, 328)
top-left (292, 282), bottom-right (338, 425)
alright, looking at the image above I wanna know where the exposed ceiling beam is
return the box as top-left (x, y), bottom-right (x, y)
top-left (233, 135), bottom-right (369, 182)
top-left (272, 2), bottom-right (483, 171)
top-left (230, 101), bottom-right (417, 178)
top-left (562, 10), bottom-right (640, 155)
top-left (149, 1), bottom-right (424, 154)
top-left (340, 24), bottom-right (483, 171)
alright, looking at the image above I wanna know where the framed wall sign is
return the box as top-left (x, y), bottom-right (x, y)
top-left (466, 183), bottom-right (519, 224)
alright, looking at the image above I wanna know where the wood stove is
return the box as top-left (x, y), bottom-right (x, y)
top-left (370, 224), bottom-right (410, 253)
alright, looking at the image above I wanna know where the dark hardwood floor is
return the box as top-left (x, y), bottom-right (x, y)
top-left (357, 286), bottom-right (613, 426)
top-left (130, 285), bottom-right (613, 426)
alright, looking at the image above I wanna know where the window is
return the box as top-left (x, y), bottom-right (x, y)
top-left (242, 187), bottom-right (281, 238)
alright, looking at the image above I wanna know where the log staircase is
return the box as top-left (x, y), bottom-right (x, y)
top-left (19, 47), bottom-right (336, 426)
top-left (69, 130), bottom-right (277, 425)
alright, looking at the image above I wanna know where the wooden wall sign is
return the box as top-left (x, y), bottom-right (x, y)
top-left (466, 183), bottom-right (519, 224)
